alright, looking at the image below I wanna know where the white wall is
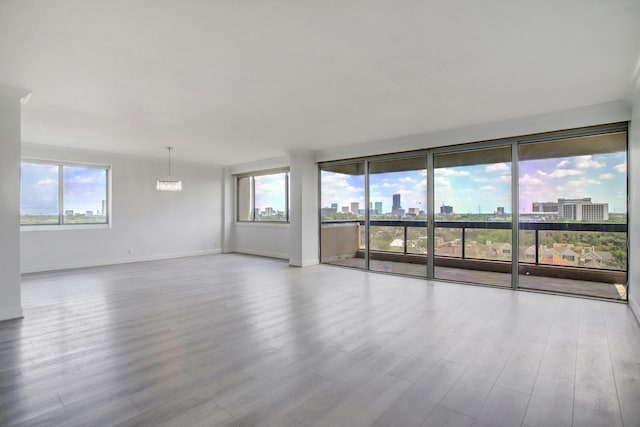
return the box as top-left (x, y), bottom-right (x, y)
top-left (20, 144), bottom-right (223, 273)
top-left (315, 101), bottom-right (630, 162)
top-left (0, 87), bottom-right (28, 321)
top-left (628, 86), bottom-right (640, 322)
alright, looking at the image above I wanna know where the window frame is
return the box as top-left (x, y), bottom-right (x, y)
top-left (20, 158), bottom-right (112, 230)
top-left (235, 168), bottom-right (290, 223)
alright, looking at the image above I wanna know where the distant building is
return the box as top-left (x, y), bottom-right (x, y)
top-left (86, 210), bottom-right (94, 216)
top-left (350, 202), bottom-right (359, 214)
top-left (331, 203), bottom-right (338, 210)
top-left (341, 206), bottom-right (349, 213)
top-left (558, 198), bottom-right (608, 221)
top-left (496, 207), bottom-right (505, 216)
top-left (264, 207), bottom-right (274, 216)
top-left (392, 194), bottom-right (401, 210)
top-left (440, 205), bottom-right (453, 215)
top-left (532, 201), bottom-right (558, 213)
top-left (254, 208), bottom-right (260, 218)
top-left (374, 201), bottom-right (382, 215)
top-left (64, 210), bottom-right (74, 216)
top-left (407, 207), bottom-right (419, 216)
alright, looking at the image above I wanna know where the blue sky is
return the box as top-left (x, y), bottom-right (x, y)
top-left (254, 172), bottom-right (287, 212)
top-left (322, 152), bottom-right (627, 214)
top-left (21, 163), bottom-right (107, 215)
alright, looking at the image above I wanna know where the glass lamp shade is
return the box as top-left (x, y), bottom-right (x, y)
top-left (156, 179), bottom-right (183, 191)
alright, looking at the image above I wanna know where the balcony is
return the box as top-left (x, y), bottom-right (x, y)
top-left (321, 219), bottom-right (628, 301)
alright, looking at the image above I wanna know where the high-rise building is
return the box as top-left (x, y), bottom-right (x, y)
top-left (264, 207), bottom-right (274, 216)
top-left (374, 201), bottom-right (382, 215)
top-left (557, 198), bottom-right (608, 221)
top-left (331, 203), bottom-right (338, 210)
top-left (496, 207), bottom-right (505, 216)
top-left (532, 201), bottom-right (558, 213)
top-left (440, 205), bottom-right (453, 214)
top-left (392, 194), bottom-right (401, 210)
top-left (350, 202), bottom-right (359, 214)
top-left (341, 206), bottom-right (349, 213)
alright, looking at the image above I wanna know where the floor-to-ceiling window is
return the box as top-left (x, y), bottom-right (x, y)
top-left (319, 124), bottom-right (628, 301)
top-left (320, 162), bottom-right (366, 269)
top-left (433, 146), bottom-right (513, 287)
top-left (368, 156), bottom-right (427, 277)
top-left (517, 130), bottom-right (628, 300)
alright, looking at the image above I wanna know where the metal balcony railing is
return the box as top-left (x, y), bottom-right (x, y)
top-left (321, 219), bottom-right (627, 271)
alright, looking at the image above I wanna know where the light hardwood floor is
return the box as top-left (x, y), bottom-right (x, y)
top-left (1, 253), bottom-right (639, 426)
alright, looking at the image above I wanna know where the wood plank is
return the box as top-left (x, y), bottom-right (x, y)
top-left (0, 254), bottom-right (637, 426)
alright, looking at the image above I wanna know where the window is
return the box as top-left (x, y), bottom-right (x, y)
top-left (319, 123), bottom-right (628, 301)
top-left (236, 169), bottom-right (289, 222)
top-left (21, 161), bottom-right (110, 226)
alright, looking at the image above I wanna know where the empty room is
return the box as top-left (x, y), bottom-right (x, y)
top-left (2, 1), bottom-right (640, 426)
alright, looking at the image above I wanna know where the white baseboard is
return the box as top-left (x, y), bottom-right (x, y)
top-left (289, 258), bottom-right (319, 267)
top-left (232, 248), bottom-right (290, 260)
top-left (0, 306), bottom-right (23, 322)
top-left (21, 249), bottom-right (222, 274)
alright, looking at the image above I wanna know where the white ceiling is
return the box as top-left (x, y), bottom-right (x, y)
top-left (2, 1), bottom-right (639, 165)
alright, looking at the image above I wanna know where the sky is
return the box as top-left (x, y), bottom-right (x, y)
top-left (254, 172), bottom-right (287, 212)
top-left (321, 152), bottom-right (627, 215)
top-left (21, 163), bottom-right (108, 215)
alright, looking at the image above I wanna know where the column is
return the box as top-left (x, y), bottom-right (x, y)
top-left (288, 150), bottom-right (319, 267)
top-left (0, 86), bottom-right (30, 321)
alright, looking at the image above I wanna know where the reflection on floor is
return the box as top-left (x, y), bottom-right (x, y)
top-left (324, 258), bottom-right (626, 300)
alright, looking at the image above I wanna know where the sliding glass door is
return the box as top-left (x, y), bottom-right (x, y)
top-left (320, 162), bottom-right (366, 269)
top-left (433, 146), bottom-right (513, 287)
top-left (368, 156), bottom-right (427, 277)
top-left (518, 131), bottom-right (628, 300)
top-left (318, 124), bottom-right (628, 301)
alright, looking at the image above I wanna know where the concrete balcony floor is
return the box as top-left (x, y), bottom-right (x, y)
top-left (325, 257), bottom-right (627, 301)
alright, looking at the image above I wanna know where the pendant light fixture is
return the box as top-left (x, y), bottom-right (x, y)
top-left (156, 146), bottom-right (182, 191)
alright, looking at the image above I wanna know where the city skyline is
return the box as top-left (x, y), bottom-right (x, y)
top-left (321, 152), bottom-right (627, 215)
top-left (21, 163), bottom-right (107, 215)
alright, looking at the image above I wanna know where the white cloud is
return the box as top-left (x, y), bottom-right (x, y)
top-left (434, 176), bottom-right (450, 186)
top-left (471, 176), bottom-right (491, 182)
top-left (436, 169), bottom-right (471, 177)
top-left (576, 155), bottom-right (605, 169)
top-left (398, 177), bottom-right (415, 183)
top-left (567, 177), bottom-right (600, 187)
top-left (536, 170), bottom-right (547, 176)
top-left (479, 185), bottom-right (496, 192)
top-left (549, 169), bottom-right (583, 178)
top-left (485, 163), bottom-right (510, 173)
top-left (519, 174), bottom-right (543, 185)
top-left (499, 175), bottom-right (511, 183)
top-left (35, 178), bottom-right (57, 187)
top-left (382, 182), bottom-right (399, 188)
top-left (615, 162), bottom-right (626, 173)
top-left (556, 160), bottom-right (571, 168)
top-left (599, 173), bottom-right (615, 180)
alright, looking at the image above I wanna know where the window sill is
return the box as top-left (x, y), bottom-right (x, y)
top-left (21, 224), bottom-right (111, 232)
top-left (235, 222), bottom-right (290, 228)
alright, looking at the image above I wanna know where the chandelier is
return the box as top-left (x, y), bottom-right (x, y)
top-left (156, 146), bottom-right (182, 191)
